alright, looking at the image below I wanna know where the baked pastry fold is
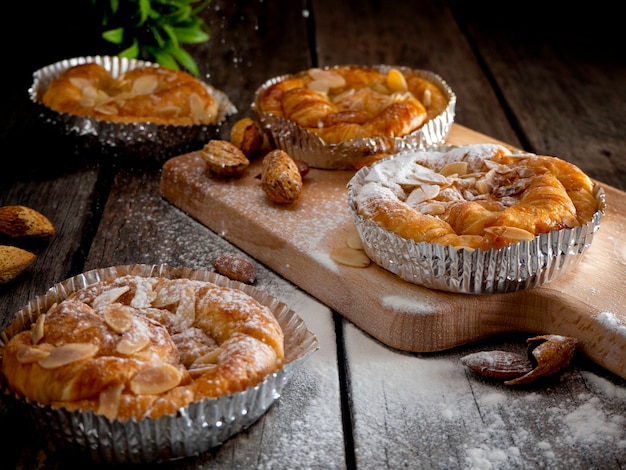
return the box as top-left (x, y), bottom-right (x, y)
top-left (347, 144), bottom-right (605, 293)
top-left (0, 265), bottom-right (318, 463)
top-left (253, 65), bottom-right (456, 169)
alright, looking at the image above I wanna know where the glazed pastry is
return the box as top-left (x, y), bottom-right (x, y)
top-left (42, 63), bottom-right (219, 125)
top-left (255, 65), bottom-right (448, 144)
top-left (351, 144), bottom-right (599, 251)
top-left (1, 275), bottom-right (284, 421)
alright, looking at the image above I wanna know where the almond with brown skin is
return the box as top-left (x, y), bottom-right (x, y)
top-left (201, 139), bottom-right (250, 177)
top-left (230, 117), bottom-right (266, 159)
top-left (261, 149), bottom-right (303, 205)
top-left (0, 245), bottom-right (36, 283)
top-left (213, 252), bottom-right (256, 284)
top-left (0, 205), bottom-right (55, 238)
top-left (461, 350), bottom-right (533, 381)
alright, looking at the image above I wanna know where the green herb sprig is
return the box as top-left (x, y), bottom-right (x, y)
top-left (91, 0), bottom-right (211, 76)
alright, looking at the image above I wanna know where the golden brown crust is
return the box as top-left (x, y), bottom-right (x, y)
top-left (255, 65), bottom-right (448, 144)
top-left (1, 275), bottom-right (284, 421)
top-left (42, 63), bottom-right (219, 125)
top-left (352, 145), bottom-right (598, 251)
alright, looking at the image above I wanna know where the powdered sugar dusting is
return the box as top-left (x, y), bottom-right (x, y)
top-left (382, 294), bottom-right (437, 314)
top-left (343, 321), bottom-right (626, 469)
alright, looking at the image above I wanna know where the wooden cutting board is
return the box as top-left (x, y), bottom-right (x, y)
top-left (160, 124), bottom-right (626, 380)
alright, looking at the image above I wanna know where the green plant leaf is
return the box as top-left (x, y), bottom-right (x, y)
top-left (138, 0), bottom-right (151, 25)
top-left (173, 26), bottom-right (210, 44)
top-left (170, 46), bottom-right (200, 76)
top-left (145, 46), bottom-right (180, 70)
top-left (102, 27), bottom-right (124, 45)
top-left (119, 40), bottom-right (140, 59)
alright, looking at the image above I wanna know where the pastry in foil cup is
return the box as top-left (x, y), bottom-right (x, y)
top-left (346, 146), bottom-right (606, 294)
top-left (252, 65), bottom-right (456, 170)
top-left (0, 264), bottom-right (318, 464)
top-left (29, 56), bottom-right (237, 161)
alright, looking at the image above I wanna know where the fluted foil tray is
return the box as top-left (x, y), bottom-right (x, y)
top-left (347, 147), bottom-right (606, 294)
top-left (29, 56), bottom-right (237, 160)
top-left (0, 264), bottom-right (318, 464)
top-left (252, 65), bottom-right (456, 170)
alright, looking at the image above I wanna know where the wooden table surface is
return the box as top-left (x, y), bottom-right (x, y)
top-left (1, 1), bottom-right (625, 469)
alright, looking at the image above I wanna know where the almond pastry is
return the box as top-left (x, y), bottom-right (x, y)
top-left (1, 275), bottom-right (285, 421)
top-left (350, 144), bottom-right (599, 251)
top-left (255, 65), bottom-right (448, 144)
top-left (42, 63), bottom-right (220, 125)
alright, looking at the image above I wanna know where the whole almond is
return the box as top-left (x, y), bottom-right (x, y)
top-left (0, 245), bottom-right (36, 283)
top-left (461, 350), bottom-right (533, 381)
top-left (0, 205), bottom-right (55, 238)
top-left (261, 149), bottom-right (303, 205)
top-left (213, 252), bottom-right (256, 284)
top-left (230, 117), bottom-right (266, 159)
top-left (201, 139), bottom-right (250, 177)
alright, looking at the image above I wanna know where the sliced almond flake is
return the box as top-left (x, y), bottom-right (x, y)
top-left (97, 383), bottom-right (124, 420)
top-left (330, 247), bottom-right (371, 268)
top-left (306, 80), bottom-right (330, 94)
top-left (172, 287), bottom-right (196, 333)
top-left (307, 68), bottom-right (346, 88)
top-left (189, 92), bottom-right (205, 122)
top-left (116, 333), bottom-right (150, 355)
top-left (484, 226), bottom-right (535, 241)
top-left (103, 303), bottom-right (133, 334)
top-left (346, 229), bottom-right (364, 250)
top-left (16, 345), bottom-right (51, 364)
top-left (386, 69), bottom-right (408, 92)
top-left (419, 202), bottom-right (446, 216)
top-left (38, 343), bottom-right (99, 369)
top-left (439, 161), bottom-right (468, 177)
top-left (188, 365), bottom-right (217, 378)
top-left (132, 74), bottom-right (159, 95)
top-left (191, 347), bottom-right (223, 366)
top-left (31, 314), bottom-right (46, 345)
top-left (422, 89), bottom-right (432, 107)
top-left (406, 184), bottom-right (441, 206)
top-left (130, 364), bottom-right (183, 395)
top-left (94, 104), bottom-right (119, 115)
top-left (93, 286), bottom-right (130, 313)
top-left (69, 77), bottom-right (94, 90)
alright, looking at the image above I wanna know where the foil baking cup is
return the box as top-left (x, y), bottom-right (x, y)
top-left (0, 264), bottom-right (318, 464)
top-left (29, 56), bottom-right (237, 160)
top-left (347, 148), bottom-right (606, 294)
top-left (252, 65), bottom-right (456, 170)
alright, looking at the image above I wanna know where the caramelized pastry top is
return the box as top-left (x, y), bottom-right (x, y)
top-left (350, 144), bottom-right (599, 251)
top-left (1, 275), bottom-right (285, 421)
top-left (42, 63), bottom-right (219, 125)
top-left (255, 65), bottom-right (449, 144)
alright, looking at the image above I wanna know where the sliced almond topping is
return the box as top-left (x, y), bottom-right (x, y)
top-left (191, 347), bottom-right (223, 367)
top-left (439, 161), bottom-right (468, 177)
top-left (132, 74), bottom-right (159, 95)
top-left (97, 383), bottom-right (124, 420)
top-left (103, 303), bottom-right (133, 334)
top-left (31, 314), bottom-right (46, 345)
top-left (16, 345), bottom-right (51, 364)
top-left (307, 68), bottom-right (346, 89)
top-left (330, 247), bottom-right (371, 268)
top-left (129, 364), bottom-right (183, 395)
top-left (406, 184), bottom-right (441, 205)
top-left (174, 287), bottom-right (196, 332)
top-left (346, 229), bottom-right (364, 250)
top-left (116, 333), bottom-right (150, 355)
top-left (37, 343), bottom-right (99, 369)
top-left (419, 202), bottom-right (446, 216)
top-left (386, 69), bottom-right (408, 93)
top-left (484, 226), bottom-right (535, 241)
top-left (93, 286), bottom-right (130, 312)
top-left (188, 365), bottom-right (217, 378)
top-left (422, 88), bottom-right (432, 107)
